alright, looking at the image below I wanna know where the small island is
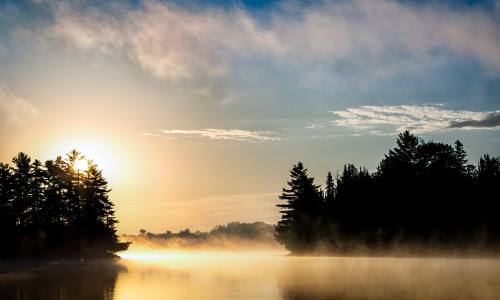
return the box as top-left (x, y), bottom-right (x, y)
top-left (0, 150), bottom-right (129, 260)
top-left (276, 131), bottom-right (500, 256)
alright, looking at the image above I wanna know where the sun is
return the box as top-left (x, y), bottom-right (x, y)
top-left (48, 138), bottom-right (107, 173)
top-left (74, 158), bottom-right (89, 172)
top-left (44, 136), bottom-right (130, 184)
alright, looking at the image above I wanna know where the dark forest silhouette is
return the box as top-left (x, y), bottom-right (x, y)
top-left (0, 150), bottom-right (128, 259)
top-left (276, 131), bottom-right (500, 254)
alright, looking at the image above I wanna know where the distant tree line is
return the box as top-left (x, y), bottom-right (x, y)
top-left (276, 131), bottom-right (500, 254)
top-left (0, 150), bottom-right (128, 259)
top-left (138, 221), bottom-right (275, 243)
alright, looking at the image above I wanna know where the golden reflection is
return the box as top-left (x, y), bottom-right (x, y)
top-left (118, 249), bottom-right (287, 265)
top-left (113, 251), bottom-right (500, 300)
top-left (118, 251), bottom-right (194, 261)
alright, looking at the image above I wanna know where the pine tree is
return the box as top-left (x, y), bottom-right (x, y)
top-left (394, 131), bottom-right (420, 163)
top-left (82, 161), bottom-right (117, 240)
top-left (453, 140), bottom-right (468, 174)
top-left (66, 150), bottom-right (85, 230)
top-left (12, 153), bottom-right (32, 227)
top-left (276, 162), bottom-right (322, 252)
top-left (30, 159), bottom-right (47, 226)
top-left (478, 154), bottom-right (500, 183)
top-left (0, 163), bottom-right (13, 229)
top-left (44, 157), bottom-right (70, 226)
top-left (325, 172), bottom-right (335, 203)
top-left (378, 130), bottom-right (420, 177)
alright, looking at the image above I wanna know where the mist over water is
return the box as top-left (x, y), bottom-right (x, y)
top-left (2, 251), bottom-right (500, 300)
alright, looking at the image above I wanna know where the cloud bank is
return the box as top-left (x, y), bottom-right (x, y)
top-left (331, 105), bottom-right (500, 134)
top-left (37, 0), bottom-right (500, 82)
top-left (143, 129), bottom-right (279, 141)
top-left (449, 112), bottom-right (500, 129)
top-left (0, 84), bottom-right (38, 125)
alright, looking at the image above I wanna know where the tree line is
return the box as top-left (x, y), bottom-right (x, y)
top-left (276, 131), bottom-right (500, 254)
top-left (0, 150), bottom-right (128, 259)
top-left (138, 221), bottom-right (275, 242)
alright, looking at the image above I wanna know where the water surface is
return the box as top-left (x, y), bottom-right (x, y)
top-left (1, 251), bottom-right (500, 299)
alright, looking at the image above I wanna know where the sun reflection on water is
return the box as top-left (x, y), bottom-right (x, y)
top-left (113, 250), bottom-right (500, 300)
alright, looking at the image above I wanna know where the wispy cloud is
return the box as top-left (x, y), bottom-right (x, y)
top-left (331, 105), bottom-right (500, 134)
top-left (143, 129), bottom-right (279, 141)
top-left (306, 123), bottom-right (325, 130)
top-left (449, 112), bottom-right (500, 129)
top-left (34, 0), bottom-right (500, 82)
top-left (0, 84), bottom-right (38, 125)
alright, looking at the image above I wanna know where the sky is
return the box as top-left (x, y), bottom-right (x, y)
top-left (1, 0), bottom-right (499, 234)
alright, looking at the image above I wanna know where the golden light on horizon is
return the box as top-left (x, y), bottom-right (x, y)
top-left (118, 250), bottom-right (187, 261)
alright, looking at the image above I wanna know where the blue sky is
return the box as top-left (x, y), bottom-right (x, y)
top-left (1, 0), bottom-right (499, 232)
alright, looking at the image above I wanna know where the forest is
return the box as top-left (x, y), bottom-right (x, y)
top-left (276, 131), bottom-right (500, 255)
top-left (0, 150), bottom-right (128, 259)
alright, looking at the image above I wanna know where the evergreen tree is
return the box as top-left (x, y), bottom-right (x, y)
top-left (0, 163), bottom-right (12, 221)
top-left (478, 154), bottom-right (500, 180)
top-left (276, 162), bottom-right (322, 252)
top-left (378, 131), bottom-right (420, 177)
top-left (0, 163), bottom-right (14, 232)
top-left (477, 154), bottom-right (500, 236)
top-left (82, 161), bottom-right (117, 240)
top-left (66, 150), bottom-right (86, 231)
top-left (325, 172), bottom-right (335, 203)
top-left (453, 140), bottom-right (468, 174)
top-left (30, 159), bottom-right (47, 226)
top-left (12, 153), bottom-right (32, 227)
top-left (44, 157), bottom-right (70, 226)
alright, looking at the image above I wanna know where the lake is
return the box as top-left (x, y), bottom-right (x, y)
top-left (1, 250), bottom-right (500, 300)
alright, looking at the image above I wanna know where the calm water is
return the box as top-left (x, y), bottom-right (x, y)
top-left (1, 251), bottom-right (500, 300)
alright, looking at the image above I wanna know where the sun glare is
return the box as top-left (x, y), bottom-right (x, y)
top-left (45, 137), bottom-right (124, 182)
top-left (73, 158), bottom-right (89, 172)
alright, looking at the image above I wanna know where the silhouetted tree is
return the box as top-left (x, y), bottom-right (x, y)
top-left (81, 161), bottom-right (118, 245)
top-left (478, 154), bottom-right (500, 180)
top-left (0, 163), bottom-right (14, 256)
top-left (378, 131), bottom-right (420, 178)
top-left (30, 159), bottom-right (47, 227)
top-left (66, 150), bottom-right (85, 231)
top-left (324, 172), bottom-right (334, 203)
top-left (0, 163), bottom-right (13, 225)
top-left (276, 162), bottom-right (323, 252)
top-left (477, 154), bottom-right (500, 237)
top-left (43, 157), bottom-right (69, 226)
top-left (12, 153), bottom-right (32, 227)
top-left (453, 140), bottom-right (468, 173)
